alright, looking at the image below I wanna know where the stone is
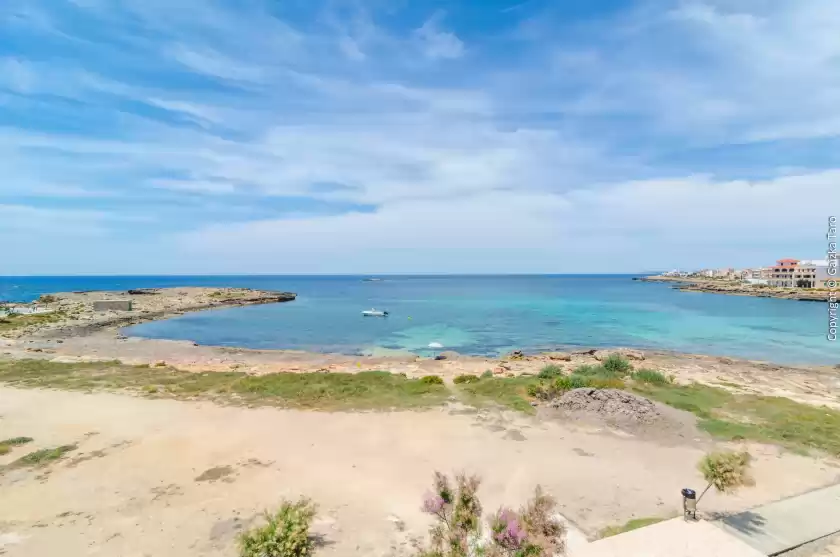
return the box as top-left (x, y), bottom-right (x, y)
top-left (506, 350), bottom-right (525, 360)
top-left (438, 350), bottom-right (460, 360)
top-left (544, 352), bottom-right (572, 361)
top-left (594, 349), bottom-right (645, 362)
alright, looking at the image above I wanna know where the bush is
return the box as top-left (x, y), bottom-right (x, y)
top-left (698, 451), bottom-right (754, 497)
top-left (537, 364), bottom-right (564, 379)
top-left (454, 374), bottom-right (480, 384)
top-left (554, 375), bottom-right (591, 392)
top-left (602, 354), bottom-right (633, 375)
top-left (421, 375), bottom-right (444, 385)
top-left (417, 472), bottom-right (565, 557)
top-left (632, 369), bottom-right (670, 385)
top-left (238, 498), bottom-right (318, 557)
top-left (38, 294), bottom-right (58, 304)
top-left (1, 436), bottom-right (34, 446)
top-left (481, 370), bottom-right (494, 379)
top-left (572, 364), bottom-right (604, 377)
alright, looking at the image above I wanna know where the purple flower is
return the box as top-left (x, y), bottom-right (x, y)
top-left (492, 509), bottom-right (527, 548)
top-left (422, 492), bottom-right (445, 514)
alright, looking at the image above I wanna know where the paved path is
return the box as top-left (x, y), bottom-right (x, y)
top-left (573, 518), bottom-right (765, 557)
top-left (715, 483), bottom-right (840, 556)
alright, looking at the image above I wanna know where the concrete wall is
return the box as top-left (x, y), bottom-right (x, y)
top-left (93, 300), bottom-right (133, 312)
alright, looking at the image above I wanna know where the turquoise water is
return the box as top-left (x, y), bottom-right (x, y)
top-left (1, 275), bottom-right (836, 364)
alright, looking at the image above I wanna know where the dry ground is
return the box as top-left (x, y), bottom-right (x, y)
top-left (1, 387), bottom-right (839, 557)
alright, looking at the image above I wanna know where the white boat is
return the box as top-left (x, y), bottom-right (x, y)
top-left (362, 309), bottom-right (389, 317)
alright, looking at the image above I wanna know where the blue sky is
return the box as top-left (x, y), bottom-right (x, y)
top-left (2, 0), bottom-right (839, 274)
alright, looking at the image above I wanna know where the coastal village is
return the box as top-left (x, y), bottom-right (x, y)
top-left (661, 258), bottom-right (834, 289)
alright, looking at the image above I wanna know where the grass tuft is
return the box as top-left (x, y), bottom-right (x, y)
top-left (537, 364), bottom-right (564, 379)
top-left (9, 444), bottom-right (76, 468)
top-left (631, 369), bottom-right (671, 385)
top-left (453, 374), bottom-right (480, 384)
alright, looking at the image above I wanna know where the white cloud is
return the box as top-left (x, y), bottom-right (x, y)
top-left (414, 14), bottom-right (465, 59)
top-left (2, 0), bottom-right (839, 274)
top-left (176, 170), bottom-right (840, 273)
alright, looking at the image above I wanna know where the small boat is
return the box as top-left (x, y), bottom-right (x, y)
top-left (362, 309), bottom-right (389, 317)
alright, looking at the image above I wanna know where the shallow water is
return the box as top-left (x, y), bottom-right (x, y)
top-left (1, 275), bottom-right (836, 364)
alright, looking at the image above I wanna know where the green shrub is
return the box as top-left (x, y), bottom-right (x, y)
top-left (602, 354), bottom-right (633, 375)
top-left (537, 364), bottom-right (564, 379)
top-left (454, 374), bottom-right (480, 384)
top-left (632, 369), bottom-right (670, 385)
top-left (239, 498), bottom-right (318, 557)
top-left (38, 294), bottom-right (58, 304)
top-left (421, 375), bottom-right (444, 385)
top-left (0, 445), bottom-right (9, 456)
top-left (573, 364), bottom-right (605, 376)
top-left (481, 370), bottom-right (493, 379)
top-left (554, 375), bottom-right (591, 392)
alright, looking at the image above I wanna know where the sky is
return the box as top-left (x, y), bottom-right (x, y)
top-left (2, 0), bottom-right (839, 275)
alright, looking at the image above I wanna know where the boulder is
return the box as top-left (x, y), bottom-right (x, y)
top-left (506, 350), bottom-right (525, 360)
top-left (544, 352), bottom-right (572, 361)
top-left (438, 351), bottom-right (460, 361)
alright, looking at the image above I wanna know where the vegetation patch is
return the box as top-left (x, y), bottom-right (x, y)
top-left (537, 364), bottom-right (564, 379)
top-left (0, 311), bottom-right (66, 334)
top-left (630, 369), bottom-right (672, 385)
top-left (598, 516), bottom-right (668, 538)
top-left (7, 444), bottom-right (77, 468)
top-left (633, 382), bottom-right (840, 456)
top-left (0, 360), bottom-right (449, 411)
top-left (601, 354), bottom-right (633, 375)
top-left (0, 436), bottom-right (34, 447)
top-left (455, 376), bottom-right (540, 414)
top-left (239, 498), bottom-right (318, 557)
top-left (453, 374), bottom-right (480, 384)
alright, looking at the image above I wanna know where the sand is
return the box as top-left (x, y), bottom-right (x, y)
top-left (1, 387), bottom-right (839, 557)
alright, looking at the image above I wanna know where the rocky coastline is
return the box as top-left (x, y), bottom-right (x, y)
top-left (1, 287), bottom-right (296, 339)
top-left (634, 275), bottom-right (829, 302)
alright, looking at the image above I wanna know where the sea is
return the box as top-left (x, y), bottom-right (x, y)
top-left (1, 275), bottom-right (836, 365)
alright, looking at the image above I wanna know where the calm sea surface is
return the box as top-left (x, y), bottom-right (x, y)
top-left (1, 275), bottom-right (836, 364)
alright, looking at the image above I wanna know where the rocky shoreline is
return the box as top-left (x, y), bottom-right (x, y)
top-left (634, 275), bottom-right (829, 301)
top-left (1, 287), bottom-right (296, 339)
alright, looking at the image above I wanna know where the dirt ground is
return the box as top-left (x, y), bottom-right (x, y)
top-left (2, 387), bottom-right (839, 557)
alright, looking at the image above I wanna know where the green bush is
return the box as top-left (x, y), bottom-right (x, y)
top-left (554, 375), bottom-right (591, 392)
top-left (421, 375), bottom-right (444, 385)
top-left (632, 369), bottom-right (670, 385)
top-left (454, 374), bottom-right (480, 384)
top-left (239, 498), bottom-right (318, 557)
top-left (537, 364), bottom-right (564, 379)
top-left (602, 354), bottom-right (633, 375)
top-left (481, 370), bottom-right (493, 379)
top-left (572, 364), bottom-right (604, 376)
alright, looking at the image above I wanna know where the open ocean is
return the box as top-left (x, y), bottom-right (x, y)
top-left (1, 275), bottom-right (836, 364)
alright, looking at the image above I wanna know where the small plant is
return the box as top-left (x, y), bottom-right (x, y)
top-left (554, 375), bottom-right (591, 392)
top-left (697, 450), bottom-right (755, 503)
top-left (537, 365), bottom-right (564, 379)
top-left (417, 472), bottom-right (565, 557)
top-left (421, 375), bottom-right (444, 385)
top-left (602, 354), bottom-right (633, 376)
top-left (1, 437), bottom-right (34, 446)
top-left (11, 444), bottom-right (76, 467)
top-left (238, 498), bottom-right (318, 557)
top-left (481, 370), bottom-right (494, 379)
top-left (454, 374), bottom-right (480, 384)
top-left (142, 385), bottom-right (159, 394)
top-left (38, 294), bottom-right (58, 304)
top-left (631, 369), bottom-right (671, 385)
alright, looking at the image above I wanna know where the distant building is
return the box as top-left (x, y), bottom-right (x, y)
top-left (769, 259), bottom-right (800, 287)
top-left (794, 260), bottom-right (830, 289)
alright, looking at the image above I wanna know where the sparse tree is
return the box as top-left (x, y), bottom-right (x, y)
top-left (697, 450), bottom-right (755, 503)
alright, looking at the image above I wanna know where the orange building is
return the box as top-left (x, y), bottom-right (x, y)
top-left (769, 259), bottom-right (800, 287)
